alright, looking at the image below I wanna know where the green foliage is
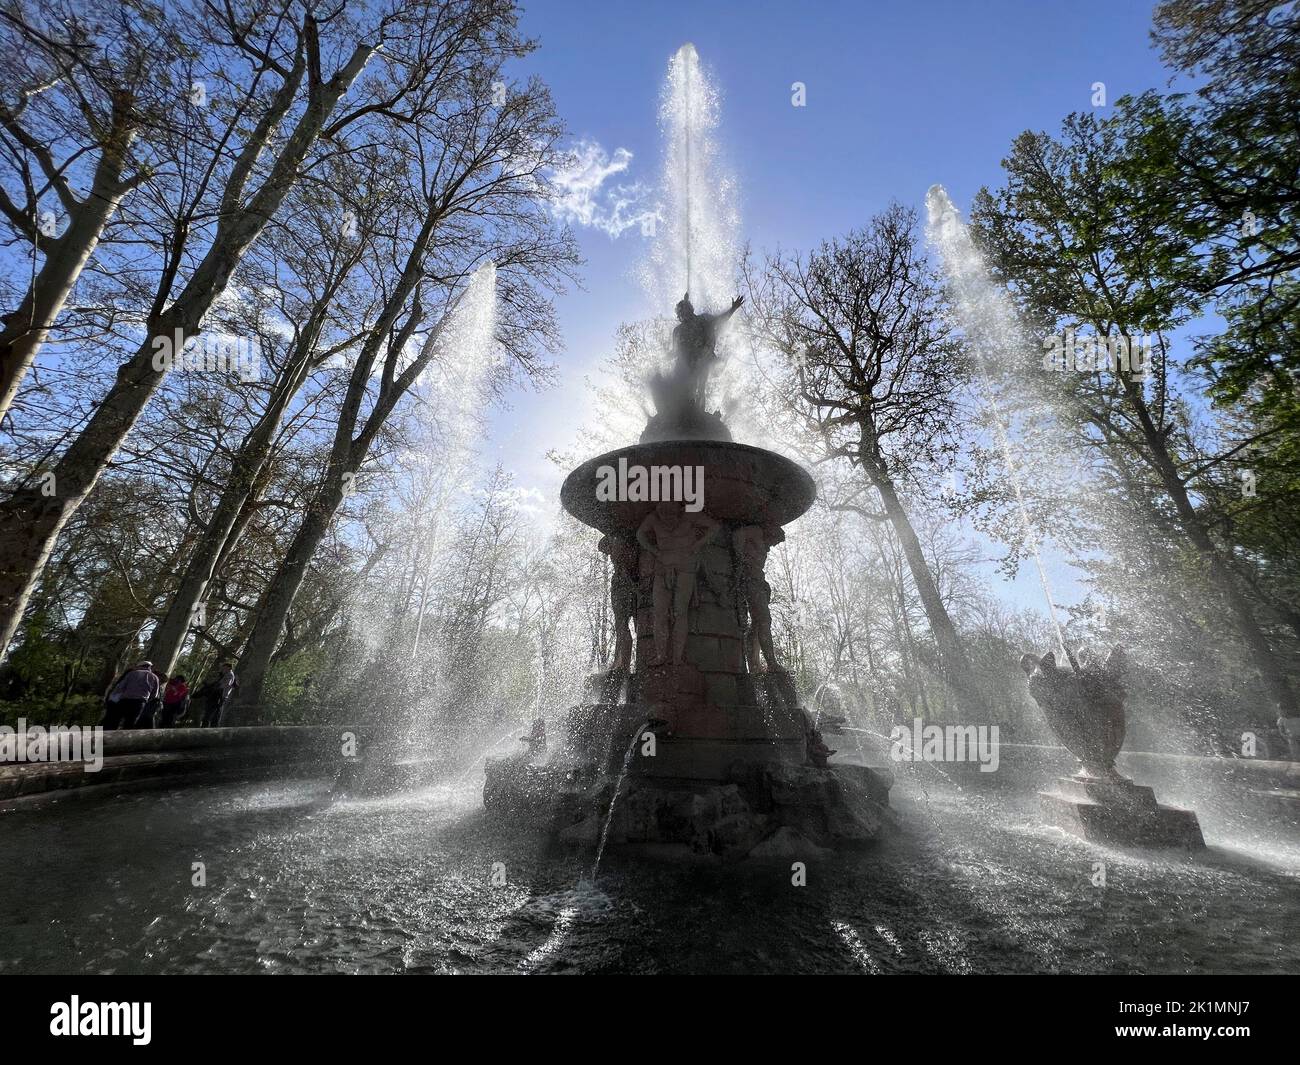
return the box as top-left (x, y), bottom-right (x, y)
top-left (260, 650), bottom-right (329, 725)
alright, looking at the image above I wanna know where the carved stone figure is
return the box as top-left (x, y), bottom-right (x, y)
top-left (1020, 647), bottom-right (1127, 777)
top-left (598, 534), bottom-right (638, 671)
top-left (806, 728), bottom-right (836, 769)
top-left (635, 500), bottom-right (720, 666)
top-left (734, 524), bottom-right (785, 672)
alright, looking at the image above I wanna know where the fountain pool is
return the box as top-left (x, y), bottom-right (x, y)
top-left (2, 767), bottom-right (1294, 975)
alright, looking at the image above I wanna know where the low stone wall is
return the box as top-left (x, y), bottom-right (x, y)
top-left (929, 740), bottom-right (1298, 790)
top-left (0, 726), bottom-right (342, 811)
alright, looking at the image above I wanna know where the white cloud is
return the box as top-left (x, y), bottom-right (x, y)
top-left (550, 139), bottom-right (659, 238)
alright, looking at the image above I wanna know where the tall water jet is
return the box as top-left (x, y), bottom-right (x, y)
top-left (645, 43), bottom-right (740, 316)
top-left (337, 263), bottom-right (500, 797)
top-left (637, 44), bottom-right (759, 442)
top-left (925, 186), bottom-right (1069, 661)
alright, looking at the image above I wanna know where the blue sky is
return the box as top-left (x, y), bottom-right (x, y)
top-left (490, 0), bottom-right (1180, 610)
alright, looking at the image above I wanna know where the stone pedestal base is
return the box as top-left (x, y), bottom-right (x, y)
top-left (571, 697), bottom-right (810, 780)
top-left (630, 737), bottom-right (806, 782)
top-left (1039, 774), bottom-right (1204, 849)
top-left (555, 761), bottom-right (894, 859)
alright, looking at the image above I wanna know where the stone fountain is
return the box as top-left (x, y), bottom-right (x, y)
top-left (483, 294), bottom-right (893, 858)
top-left (482, 44), bottom-right (890, 860)
top-left (1021, 648), bottom-right (1204, 849)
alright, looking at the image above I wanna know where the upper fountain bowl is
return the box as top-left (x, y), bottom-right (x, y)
top-left (561, 440), bottom-right (816, 535)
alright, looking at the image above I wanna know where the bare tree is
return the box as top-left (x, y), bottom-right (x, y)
top-left (744, 203), bottom-right (989, 715)
top-left (0, 0), bottom-right (494, 658)
top-left (226, 55), bottom-right (577, 717)
top-left (0, 0), bottom-right (185, 420)
top-left (143, 157), bottom-right (378, 677)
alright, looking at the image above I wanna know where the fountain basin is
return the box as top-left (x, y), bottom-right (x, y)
top-left (560, 440), bottom-right (815, 535)
top-left (0, 726), bottom-right (339, 810)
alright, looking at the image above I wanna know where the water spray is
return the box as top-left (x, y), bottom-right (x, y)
top-left (409, 266), bottom-right (497, 662)
top-left (648, 43), bottom-right (737, 316)
top-left (925, 185), bottom-right (1071, 665)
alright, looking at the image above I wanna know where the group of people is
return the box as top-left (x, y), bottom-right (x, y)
top-left (101, 660), bottom-right (239, 730)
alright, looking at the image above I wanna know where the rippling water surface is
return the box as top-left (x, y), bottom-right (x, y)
top-left (1, 774), bottom-right (1296, 974)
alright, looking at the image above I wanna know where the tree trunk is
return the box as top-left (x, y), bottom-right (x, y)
top-left (0, 98), bottom-right (140, 422)
top-left (225, 205), bottom-right (455, 718)
top-left (224, 477), bottom-right (347, 724)
top-left (144, 445), bottom-right (271, 678)
top-left (146, 352), bottom-right (314, 676)
top-left (0, 184), bottom-right (129, 420)
top-left (861, 439), bottom-right (988, 718)
top-left (0, 302), bottom-right (218, 658)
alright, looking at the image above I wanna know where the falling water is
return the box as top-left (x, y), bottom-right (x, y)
top-left (815, 678), bottom-right (875, 766)
top-left (630, 44), bottom-right (780, 444)
top-left (408, 262), bottom-right (500, 661)
top-left (925, 186), bottom-right (1071, 662)
top-left (590, 726), bottom-right (645, 881)
top-left (530, 645), bottom-right (545, 719)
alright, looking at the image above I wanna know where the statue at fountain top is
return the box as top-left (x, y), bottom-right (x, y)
top-left (642, 294), bottom-right (744, 443)
top-left (672, 293), bottom-right (744, 406)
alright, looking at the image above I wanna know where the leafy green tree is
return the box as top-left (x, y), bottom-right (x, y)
top-left (970, 92), bottom-right (1298, 720)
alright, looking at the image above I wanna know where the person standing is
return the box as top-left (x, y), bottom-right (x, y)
top-left (102, 662), bottom-right (160, 730)
top-left (134, 664), bottom-right (167, 728)
top-left (197, 662), bottom-right (240, 727)
top-left (160, 674), bottom-right (190, 727)
top-left (195, 676), bottom-right (223, 728)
